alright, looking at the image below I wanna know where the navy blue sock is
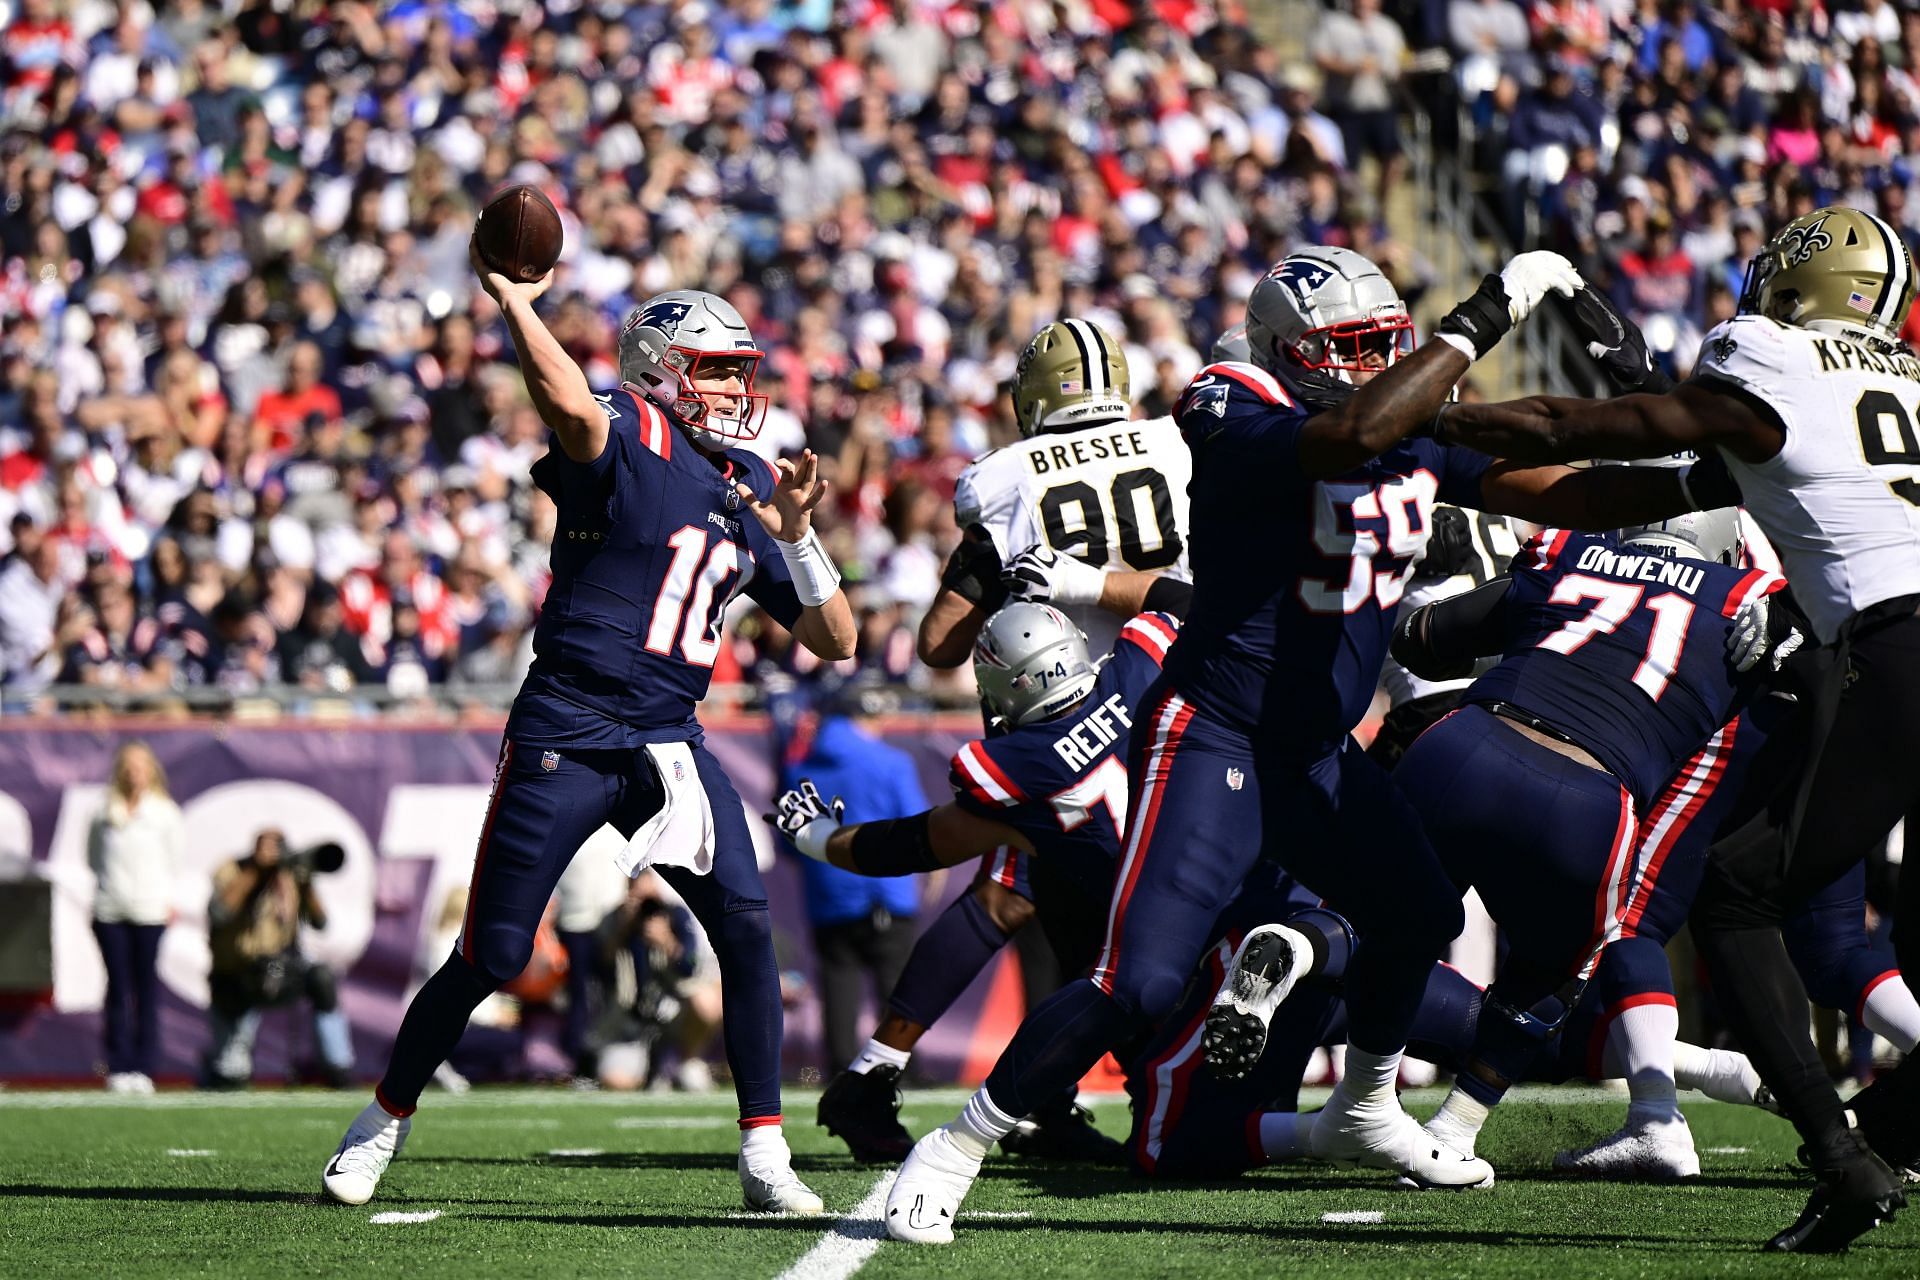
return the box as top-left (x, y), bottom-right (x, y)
top-left (983, 979), bottom-right (1137, 1118)
top-left (711, 905), bottom-right (783, 1122)
top-left (377, 952), bottom-right (499, 1114)
top-left (1404, 962), bottom-right (1486, 1073)
top-left (1285, 907), bottom-right (1355, 983)
top-left (887, 892), bottom-right (1011, 1027)
top-left (1456, 987), bottom-right (1569, 1108)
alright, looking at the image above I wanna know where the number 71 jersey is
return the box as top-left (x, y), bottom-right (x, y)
top-left (1463, 529), bottom-right (1784, 807)
top-left (954, 416), bottom-right (1192, 655)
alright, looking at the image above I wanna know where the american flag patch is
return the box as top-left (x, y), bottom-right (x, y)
top-left (1059, 379), bottom-right (1082, 394)
top-left (1849, 291), bottom-right (1874, 313)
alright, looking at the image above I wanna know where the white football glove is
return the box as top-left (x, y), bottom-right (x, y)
top-left (768, 779), bottom-right (844, 860)
top-left (1002, 545), bottom-right (1108, 607)
top-left (1498, 251), bottom-right (1585, 325)
top-left (1727, 594), bottom-right (1806, 675)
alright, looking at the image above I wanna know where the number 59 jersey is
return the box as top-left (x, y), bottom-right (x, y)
top-left (1463, 529), bottom-right (1784, 807)
top-left (954, 416), bottom-right (1192, 655)
top-left (1697, 314), bottom-right (1920, 644)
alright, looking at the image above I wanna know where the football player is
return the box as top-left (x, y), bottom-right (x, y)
top-left (1435, 206), bottom-right (1920, 1250)
top-left (815, 320), bottom-right (1193, 1164)
top-left (321, 244), bottom-right (857, 1215)
top-left (881, 245), bottom-right (1739, 1242)
top-left (1378, 492), bottom-right (1788, 1180)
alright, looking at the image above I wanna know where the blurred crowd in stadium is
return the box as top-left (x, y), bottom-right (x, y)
top-left (2, 0), bottom-right (1918, 715)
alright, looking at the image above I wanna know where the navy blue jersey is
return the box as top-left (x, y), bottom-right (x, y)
top-left (1465, 528), bottom-right (1784, 807)
top-left (1166, 361), bottom-right (1493, 750)
top-left (949, 612), bottom-right (1177, 865)
top-left (508, 387), bottom-right (805, 747)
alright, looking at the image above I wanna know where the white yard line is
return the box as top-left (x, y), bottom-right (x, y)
top-left (1322, 1210), bottom-right (1384, 1224)
top-left (612, 1116), bottom-right (734, 1129)
top-left (164, 1148), bottom-right (215, 1157)
top-left (1703, 1145), bottom-right (1751, 1155)
top-left (369, 1211), bottom-right (442, 1225)
top-left (772, 1172), bottom-right (895, 1280)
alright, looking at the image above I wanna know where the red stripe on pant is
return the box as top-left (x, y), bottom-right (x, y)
top-left (1580, 786), bottom-right (1639, 976)
top-left (460, 738), bottom-right (515, 964)
top-left (1092, 691), bottom-right (1194, 996)
top-left (1583, 990), bottom-right (1678, 1081)
top-left (1857, 969), bottom-right (1903, 1024)
top-left (1131, 939), bottom-right (1231, 1173)
top-left (1621, 722), bottom-right (1734, 937)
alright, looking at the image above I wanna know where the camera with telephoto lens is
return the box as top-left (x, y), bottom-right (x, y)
top-left (282, 840), bottom-right (346, 885)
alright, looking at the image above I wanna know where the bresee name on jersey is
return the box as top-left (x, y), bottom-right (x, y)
top-left (1025, 428), bottom-right (1156, 475)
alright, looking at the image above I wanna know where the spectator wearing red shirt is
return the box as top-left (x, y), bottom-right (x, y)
top-left (339, 531), bottom-right (456, 666)
top-left (250, 342), bottom-right (342, 456)
top-left (1, 0), bottom-right (80, 101)
top-left (1617, 220), bottom-right (1697, 323)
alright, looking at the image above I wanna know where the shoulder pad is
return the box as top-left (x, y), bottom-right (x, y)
top-left (950, 739), bottom-right (1027, 809)
top-left (1692, 316), bottom-right (1799, 395)
top-left (725, 449), bottom-right (784, 504)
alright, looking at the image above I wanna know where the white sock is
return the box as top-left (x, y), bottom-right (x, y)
top-left (1861, 974), bottom-right (1920, 1054)
top-left (947, 1086), bottom-right (1020, 1162)
top-left (1338, 1046), bottom-right (1402, 1106)
top-left (1606, 1001), bottom-right (1680, 1124)
top-left (1425, 1088), bottom-right (1489, 1155)
top-left (850, 1040), bottom-right (912, 1075)
top-left (740, 1123), bottom-right (789, 1166)
top-left (1673, 1042), bottom-right (1763, 1106)
top-left (1257, 1111), bottom-right (1318, 1163)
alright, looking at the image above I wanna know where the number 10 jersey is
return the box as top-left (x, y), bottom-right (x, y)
top-left (1698, 314), bottom-right (1920, 644)
top-left (954, 415), bottom-right (1193, 654)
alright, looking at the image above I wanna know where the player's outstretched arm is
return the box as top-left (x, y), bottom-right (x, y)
top-left (918, 534), bottom-right (1005, 668)
top-left (470, 237), bottom-right (607, 464)
top-left (1391, 577), bottom-right (1514, 681)
top-left (1293, 251), bottom-right (1585, 477)
top-left (769, 782), bottom-right (1032, 875)
top-left (1475, 456), bottom-right (1731, 529)
top-left (1438, 381), bottom-right (1780, 465)
top-left (740, 450), bottom-right (857, 660)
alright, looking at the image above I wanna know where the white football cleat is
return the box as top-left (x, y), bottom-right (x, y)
top-left (1311, 1090), bottom-right (1494, 1190)
top-left (1203, 924), bottom-right (1313, 1080)
top-left (885, 1127), bottom-right (983, 1244)
top-left (322, 1099), bottom-right (410, 1205)
top-left (1554, 1113), bottom-right (1701, 1181)
top-left (739, 1149), bottom-right (825, 1215)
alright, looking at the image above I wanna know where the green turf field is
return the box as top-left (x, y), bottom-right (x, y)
top-left (1, 1085), bottom-right (1913, 1277)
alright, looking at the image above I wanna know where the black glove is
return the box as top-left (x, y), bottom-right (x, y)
top-left (1679, 449), bottom-right (1743, 511)
top-left (1436, 274), bottom-right (1514, 361)
top-left (1569, 286), bottom-right (1676, 394)
top-left (940, 535), bottom-right (1008, 610)
top-left (1286, 363), bottom-right (1355, 412)
top-left (1413, 506), bottom-right (1478, 583)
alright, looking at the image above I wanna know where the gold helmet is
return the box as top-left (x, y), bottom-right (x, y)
top-left (1740, 206), bottom-right (1916, 342)
top-left (1011, 319), bottom-right (1131, 437)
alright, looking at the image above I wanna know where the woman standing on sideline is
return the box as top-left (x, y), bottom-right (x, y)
top-left (88, 742), bottom-right (183, 1092)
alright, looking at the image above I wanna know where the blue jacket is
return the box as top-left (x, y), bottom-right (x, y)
top-left (780, 716), bottom-right (926, 925)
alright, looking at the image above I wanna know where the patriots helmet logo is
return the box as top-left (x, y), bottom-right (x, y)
top-left (1274, 260), bottom-right (1333, 305)
top-left (633, 299), bottom-right (696, 333)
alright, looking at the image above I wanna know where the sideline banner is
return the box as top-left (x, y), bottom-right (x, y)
top-left (0, 718), bottom-right (1020, 1085)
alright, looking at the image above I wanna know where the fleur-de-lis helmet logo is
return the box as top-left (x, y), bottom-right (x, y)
top-left (1781, 213), bottom-right (1833, 267)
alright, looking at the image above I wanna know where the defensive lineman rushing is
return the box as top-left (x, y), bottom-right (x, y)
top-left (1437, 205), bottom-right (1920, 1250)
top-left (882, 245), bottom-right (1742, 1243)
top-left (814, 319), bottom-right (1195, 1164)
top-left (322, 239), bottom-right (857, 1214)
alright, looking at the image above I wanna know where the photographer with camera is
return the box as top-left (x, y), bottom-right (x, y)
top-left (201, 829), bottom-right (355, 1088)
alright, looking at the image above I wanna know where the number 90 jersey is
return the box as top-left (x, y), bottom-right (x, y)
top-left (1697, 314), bottom-right (1920, 644)
top-left (1464, 529), bottom-right (1783, 807)
top-left (954, 416), bottom-right (1192, 655)
top-left (1169, 360), bottom-right (1493, 750)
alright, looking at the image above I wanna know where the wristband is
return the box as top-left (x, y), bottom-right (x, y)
top-left (1436, 274), bottom-right (1515, 361)
top-left (794, 815), bottom-right (839, 861)
top-left (777, 527), bottom-right (842, 608)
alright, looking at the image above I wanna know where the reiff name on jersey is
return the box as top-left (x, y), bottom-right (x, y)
top-left (1051, 692), bottom-right (1135, 771)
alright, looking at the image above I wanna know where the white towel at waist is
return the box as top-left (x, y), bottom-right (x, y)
top-left (615, 742), bottom-right (716, 878)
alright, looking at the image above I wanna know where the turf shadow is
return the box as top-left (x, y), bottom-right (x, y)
top-left (407, 1153), bottom-right (845, 1172)
top-left (0, 1183), bottom-right (475, 1208)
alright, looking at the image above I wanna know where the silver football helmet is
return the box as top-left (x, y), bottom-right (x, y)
top-left (1245, 246), bottom-right (1412, 382)
top-left (1211, 323), bottom-right (1251, 364)
top-left (972, 602), bottom-right (1098, 728)
top-left (619, 289), bottom-right (767, 449)
top-left (1612, 454), bottom-right (1744, 566)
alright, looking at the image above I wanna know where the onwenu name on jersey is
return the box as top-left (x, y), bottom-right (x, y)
top-left (1573, 542), bottom-right (1707, 596)
top-left (1027, 429), bottom-right (1155, 475)
top-left (1811, 335), bottom-right (1920, 381)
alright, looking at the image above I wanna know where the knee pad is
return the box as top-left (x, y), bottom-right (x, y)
top-left (469, 927), bottom-right (535, 991)
top-left (713, 902), bottom-right (773, 954)
top-left (1134, 970), bottom-right (1188, 1022)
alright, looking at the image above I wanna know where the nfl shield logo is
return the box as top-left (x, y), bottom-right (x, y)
top-left (673, 760), bottom-right (686, 782)
top-left (1225, 767), bottom-right (1244, 791)
top-left (541, 750), bottom-right (560, 773)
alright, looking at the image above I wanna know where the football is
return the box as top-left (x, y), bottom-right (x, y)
top-left (474, 184), bottom-right (563, 282)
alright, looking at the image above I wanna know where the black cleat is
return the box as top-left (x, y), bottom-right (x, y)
top-left (1765, 1140), bottom-right (1906, 1254)
top-left (817, 1065), bottom-right (913, 1164)
top-left (999, 1100), bottom-right (1126, 1166)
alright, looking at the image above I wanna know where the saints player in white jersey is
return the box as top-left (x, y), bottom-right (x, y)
top-left (1436, 205), bottom-right (1920, 1253)
top-left (817, 320), bottom-right (1192, 1167)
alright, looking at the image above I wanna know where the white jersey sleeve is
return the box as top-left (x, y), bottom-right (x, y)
top-left (1697, 315), bottom-right (1920, 643)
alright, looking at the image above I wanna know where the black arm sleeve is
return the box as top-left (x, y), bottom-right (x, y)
top-left (940, 534), bottom-right (1009, 610)
top-left (845, 812), bottom-right (944, 876)
top-left (1390, 577), bottom-right (1515, 681)
top-left (1141, 575), bottom-right (1195, 621)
